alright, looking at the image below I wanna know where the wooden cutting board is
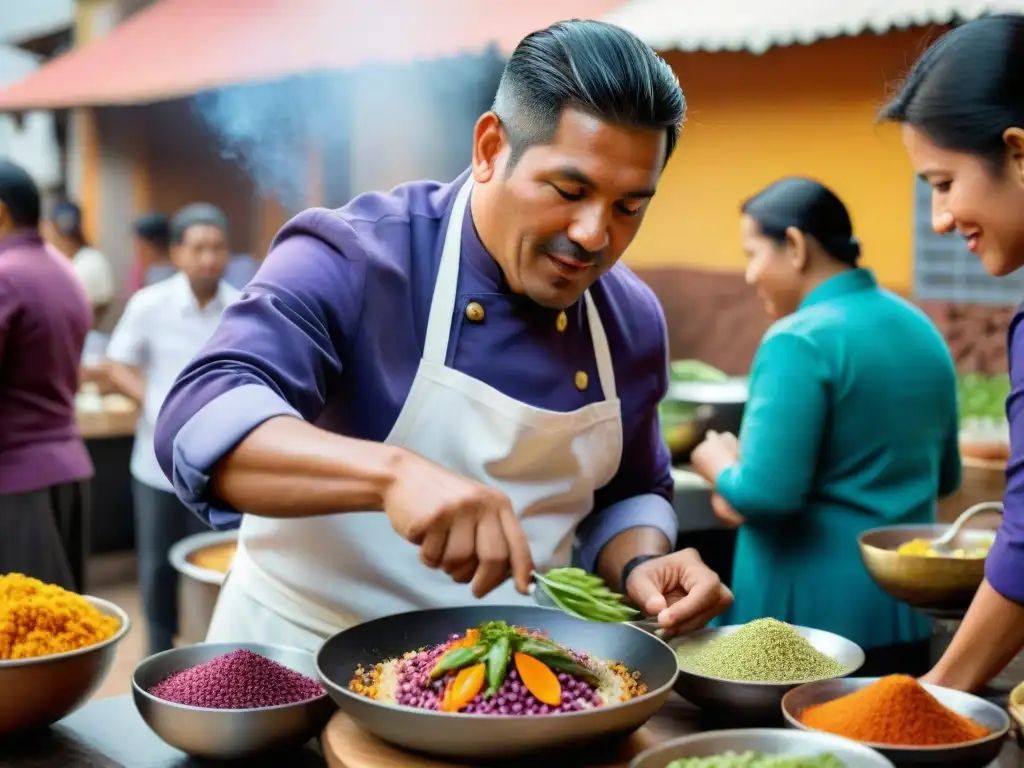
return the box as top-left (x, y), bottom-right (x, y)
top-left (321, 710), bottom-right (659, 768)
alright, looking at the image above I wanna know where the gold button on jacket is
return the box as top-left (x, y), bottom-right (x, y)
top-left (575, 371), bottom-right (589, 391)
top-left (465, 301), bottom-right (485, 322)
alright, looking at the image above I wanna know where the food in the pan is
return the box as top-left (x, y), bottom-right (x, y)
top-left (667, 754), bottom-right (846, 767)
top-left (799, 674), bottom-right (989, 746)
top-left (895, 535), bottom-right (993, 559)
top-left (349, 620), bottom-right (646, 714)
top-left (148, 649), bottom-right (325, 709)
top-left (0, 573), bottom-right (120, 660)
top-left (675, 618), bottom-right (847, 683)
top-left (188, 541), bottom-right (237, 573)
top-left (534, 567), bottom-right (641, 623)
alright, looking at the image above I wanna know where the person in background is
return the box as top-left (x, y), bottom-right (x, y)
top-left (128, 212), bottom-right (176, 293)
top-left (691, 177), bottom-right (961, 676)
top-left (84, 203), bottom-right (238, 654)
top-left (881, 14), bottom-right (1024, 692)
top-left (44, 200), bottom-right (115, 322)
top-left (0, 161), bottom-right (93, 592)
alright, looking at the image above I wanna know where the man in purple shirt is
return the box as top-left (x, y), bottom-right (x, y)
top-left (0, 161), bottom-right (93, 592)
top-left (155, 20), bottom-right (733, 647)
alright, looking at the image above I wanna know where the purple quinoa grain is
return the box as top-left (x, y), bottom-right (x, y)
top-left (148, 649), bottom-right (325, 709)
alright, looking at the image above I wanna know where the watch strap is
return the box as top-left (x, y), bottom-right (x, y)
top-left (620, 553), bottom-right (661, 593)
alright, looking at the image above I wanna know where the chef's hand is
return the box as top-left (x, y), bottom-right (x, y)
top-left (625, 548), bottom-right (733, 636)
top-left (691, 430), bottom-right (740, 485)
top-left (383, 449), bottom-right (534, 599)
top-left (711, 492), bottom-right (745, 528)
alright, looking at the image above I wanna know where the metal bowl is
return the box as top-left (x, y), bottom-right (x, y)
top-left (670, 625), bottom-right (864, 721)
top-left (782, 677), bottom-right (1010, 767)
top-left (858, 525), bottom-right (996, 619)
top-left (316, 605), bottom-right (679, 761)
top-left (0, 595), bottom-right (130, 736)
top-left (169, 530), bottom-right (237, 644)
top-left (631, 728), bottom-right (895, 768)
top-left (132, 642), bottom-right (336, 760)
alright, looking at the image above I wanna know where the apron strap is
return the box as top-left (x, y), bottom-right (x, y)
top-left (584, 290), bottom-right (617, 401)
top-left (422, 178), bottom-right (474, 366)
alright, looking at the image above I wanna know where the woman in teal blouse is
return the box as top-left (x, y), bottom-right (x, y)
top-left (692, 177), bottom-right (962, 675)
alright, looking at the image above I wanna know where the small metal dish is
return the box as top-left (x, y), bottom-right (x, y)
top-left (859, 524), bottom-right (997, 619)
top-left (0, 595), bottom-right (131, 736)
top-left (630, 727), bottom-right (895, 767)
top-left (669, 625), bottom-right (864, 721)
top-left (782, 677), bottom-right (1010, 767)
top-left (132, 642), bottom-right (336, 760)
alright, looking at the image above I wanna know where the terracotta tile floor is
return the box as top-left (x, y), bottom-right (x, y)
top-left (92, 580), bottom-right (147, 700)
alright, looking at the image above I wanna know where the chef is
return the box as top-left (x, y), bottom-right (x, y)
top-left (154, 19), bottom-right (733, 649)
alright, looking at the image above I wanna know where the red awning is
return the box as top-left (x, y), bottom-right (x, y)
top-left (0, 0), bottom-right (626, 111)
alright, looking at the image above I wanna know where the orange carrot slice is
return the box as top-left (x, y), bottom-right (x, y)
top-left (441, 662), bottom-right (486, 712)
top-left (514, 652), bottom-right (562, 706)
top-left (447, 628), bottom-right (480, 651)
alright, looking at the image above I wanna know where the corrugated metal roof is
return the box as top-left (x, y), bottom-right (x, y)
top-left (601, 0), bottom-right (1024, 54)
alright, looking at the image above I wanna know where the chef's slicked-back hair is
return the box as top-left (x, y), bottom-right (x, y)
top-left (492, 19), bottom-right (685, 171)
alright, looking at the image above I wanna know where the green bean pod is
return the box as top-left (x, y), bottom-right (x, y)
top-left (484, 636), bottom-right (511, 697)
top-left (558, 594), bottom-right (641, 623)
top-left (429, 645), bottom-right (488, 680)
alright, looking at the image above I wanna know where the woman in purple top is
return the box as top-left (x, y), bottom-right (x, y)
top-left (881, 13), bottom-right (1024, 691)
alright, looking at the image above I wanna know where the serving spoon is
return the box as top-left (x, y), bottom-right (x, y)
top-left (929, 500), bottom-right (1003, 554)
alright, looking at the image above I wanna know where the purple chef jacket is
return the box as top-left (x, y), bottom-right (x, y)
top-left (0, 230), bottom-right (93, 494)
top-left (988, 309), bottom-right (1024, 604)
top-left (154, 170), bottom-right (677, 571)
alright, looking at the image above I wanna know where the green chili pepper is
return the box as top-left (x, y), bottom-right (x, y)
top-left (484, 635), bottom-right (511, 697)
top-left (518, 637), bottom-right (569, 659)
top-left (429, 645), bottom-right (487, 680)
top-left (531, 653), bottom-right (602, 686)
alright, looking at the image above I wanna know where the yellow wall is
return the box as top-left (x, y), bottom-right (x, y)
top-left (629, 28), bottom-right (945, 293)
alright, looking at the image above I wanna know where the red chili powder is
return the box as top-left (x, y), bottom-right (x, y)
top-left (148, 649), bottom-right (325, 709)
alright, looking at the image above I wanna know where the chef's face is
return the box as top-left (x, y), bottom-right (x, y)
top-left (902, 124), bottom-right (1024, 277)
top-left (741, 214), bottom-right (804, 319)
top-left (471, 107), bottom-right (666, 309)
top-left (172, 223), bottom-right (229, 299)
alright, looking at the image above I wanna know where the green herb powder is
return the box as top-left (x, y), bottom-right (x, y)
top-left (675, 618), bottom-right (847, 682)
top-left (667, 752), bottom-right (846, 768)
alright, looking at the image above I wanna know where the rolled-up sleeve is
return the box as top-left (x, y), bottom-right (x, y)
top-left (986, 315), bottom-right (1024, 604)
top-left (154, 210), bottom-right (367, 528)
top-left (715, 332), bottom-right (828, 518)
top-left (575, 303), bottom-right (676, 572)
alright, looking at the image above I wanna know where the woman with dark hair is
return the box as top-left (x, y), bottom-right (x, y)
top-left (691, 177), bottom-right (962, 673)
top-left (880, 14), bottom-right (1024, 691)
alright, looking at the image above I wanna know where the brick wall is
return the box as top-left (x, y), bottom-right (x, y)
top-left (634, 267), bottom-right (1016, 376)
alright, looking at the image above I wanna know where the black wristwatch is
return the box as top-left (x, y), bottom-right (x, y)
top-left (620, 553), bottom-right (661, 592)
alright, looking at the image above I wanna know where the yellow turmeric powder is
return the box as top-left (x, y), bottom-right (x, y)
top-left (0, 573), bottom-right (120, 661)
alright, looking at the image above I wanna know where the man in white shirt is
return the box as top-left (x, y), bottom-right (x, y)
top-left (44, 201), bottom-right (115, 320)
top-left (84, 203), bottom-right (239, 654)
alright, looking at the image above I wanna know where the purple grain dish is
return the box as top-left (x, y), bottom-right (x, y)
top-left (148, 649), bottom-right (325, 709)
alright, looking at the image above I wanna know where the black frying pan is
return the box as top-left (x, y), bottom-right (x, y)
top-left (315, 605), bottom-right (679, 763)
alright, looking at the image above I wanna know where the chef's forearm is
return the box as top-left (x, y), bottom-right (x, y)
top-left (927, 579), bottom-right (1024, 691)
top-left (595, 527), bottom-right (672, 593)
top-left (210, 415), bottom-right (402, 517)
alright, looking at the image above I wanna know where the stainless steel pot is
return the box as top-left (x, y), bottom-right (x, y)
top-left (168, 530), bottom-right (237, 645)
top-left (662, 378), bottom-right (748, 464)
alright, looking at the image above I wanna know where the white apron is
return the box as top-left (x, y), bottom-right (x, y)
top-left (206, 178), bottom-right (623, 651)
